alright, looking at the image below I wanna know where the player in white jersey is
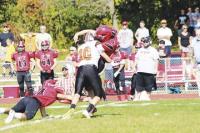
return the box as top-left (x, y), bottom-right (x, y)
top-left (63, 39), bottom-right (111, 119)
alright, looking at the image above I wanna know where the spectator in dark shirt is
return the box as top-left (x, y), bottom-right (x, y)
top-left (174, 9), bottom-right (189, 36)
top-left (0, 23), bottom-right (14, 47)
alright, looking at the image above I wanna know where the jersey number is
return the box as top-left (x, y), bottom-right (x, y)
top-left (79, 47), bottom-right (91, 60)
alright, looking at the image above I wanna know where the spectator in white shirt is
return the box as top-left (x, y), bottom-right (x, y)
top-left (187, 7), bottom-right (195, 36)
top-left (36, 25), bottom-right (52, 50)
top-left (118, 21), bottom-right (134, 55)
top-left (157, 19), bottom-right (173, 57)
top-left (135, 20), bottom-right (149, 49)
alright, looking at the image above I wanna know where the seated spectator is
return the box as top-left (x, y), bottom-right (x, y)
top-left (2, 39), bottom-right (15, 78)
top-left (178, 24), bottom-right (192, 57)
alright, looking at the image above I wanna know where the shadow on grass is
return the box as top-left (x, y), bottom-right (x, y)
top-left (91, 113), bottom-right (122, 118)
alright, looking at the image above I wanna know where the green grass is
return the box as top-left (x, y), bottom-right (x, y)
top-left (1, 99), bottom-right (200, 133)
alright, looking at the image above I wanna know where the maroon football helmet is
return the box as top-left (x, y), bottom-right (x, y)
top-left (95, 25), bottom-right (113, 43)
top-left (102, 36), bottom-right (119, 56)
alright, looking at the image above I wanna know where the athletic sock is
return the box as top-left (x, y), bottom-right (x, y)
top-left (70, 104), bottom-right (76, 109)
top-left (14, 113), bottom-right (24, 119)
top-left (86, 103), bottom-right (95, 113)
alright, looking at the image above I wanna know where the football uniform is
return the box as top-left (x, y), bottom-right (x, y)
top-left (12, 79), bottom-right (64, 120)
top-left (110, 51), bottom-right (127, 94)
top-left (12, 51), bottom-right (35, 97)
top-left (35, 49), bottom-right (58, 84)
top-left (75, 40), bottom-right (104, 98)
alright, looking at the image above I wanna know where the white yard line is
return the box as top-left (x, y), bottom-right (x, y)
top-left (1, 101), bottom-right (200, 132)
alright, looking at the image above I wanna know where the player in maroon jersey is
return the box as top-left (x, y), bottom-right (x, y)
top-left (12, 41), bottom-right (35, 97)
top-left (110, 48), bottom-right (127, 96)
top-left (35, 40), bottom-right (58, 85)
top-left (0, 79), bottom-right (72, 123)
top-left (73, 25), bottom-right (119, 73)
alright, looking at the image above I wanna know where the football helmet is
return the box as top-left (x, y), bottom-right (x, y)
top-left (102, 36), bottom-right (119, 56)
top-left (95, 25), bottom-right (113, 42)
top-left (17, 41), bottom-right (25, 52)
top-left (41, 40), bottom-right (50, 51)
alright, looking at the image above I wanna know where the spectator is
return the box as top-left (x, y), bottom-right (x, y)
top-left (191, 28), bottom-right (200, 90)
top-left (135, 20), bottom-right (149, 49)
top-left (65, 46), bottom-right (78, 74)
top-left (158, 40), bottom-right (166, 58)
top-left (118, 21), bottom-right (134, 55)
top-left (193, 7), bottom-right (200, 30)
top-left (56, 65), bottom-right (75, 97)
top-left (157, 19), bottom-right (173, 57)
top-left (36, 25), bottom-right (52, 50)
top-left (20, 32), bottom-right (37, 52)
top-left (35, 40), bottom-right (58, 85)
top-left (174, 9), bottom-right (189, 36)
top-left (195, 18), bottom-right (200, 29)
top-left (134, 37), bottom-right (159, 101)
top-left (178, 24), bottom-right (192, 57)
top-left (187, 7), bottom-right (195, 35)
top-left (2, 39), bottom-right (15, 78)
top-left (0, 23), bottom-right (14, 59)
top-left (12, 41), bottom-right (35, 97)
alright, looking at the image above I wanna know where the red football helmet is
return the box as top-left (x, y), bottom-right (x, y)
top-left (17, 41), bottom-right (25, 52)
top-left (41, 40), bottom-right (50, 50)
top-left (95, 25), bottom-right (113, 43)
top-left (102, 36), bottom-right (119, 56)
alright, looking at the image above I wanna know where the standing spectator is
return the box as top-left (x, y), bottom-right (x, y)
top-left (135, 20), bottom-right (149, 49)
top-left (134, 37), bottom-right (159, 101)
top-left (187, 7), bottom-right (195, 35)
top-left (110, 48), bottom-right (127, 98)
top-left (191, 28), bottom-right (200, 90)
top-left (2, 39), bottom-right (15, 78)
top-left (20, 32), bottom-right (37, 52)
top-left (178, 25), bottom-right (192, 57)
top-left (12, 41), bottom-right (35, 97)
top-left (174, 9), bottom-right (189, 36)
top-left (157, 19), bottom-right (173, 57)
top-left (0, 23), bottom-right (14, 59)
top-left (65, 46), bottom-right (78, 74)
top-left (118, 21), bottom-right (134, 55)
top-left (36, 25), bottom-right (52, 50)
top-left (193, 7), bottom-right (200, 30)
top-left (35, 40), bottom-right (58, 85)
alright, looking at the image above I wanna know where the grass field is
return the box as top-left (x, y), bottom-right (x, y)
top-left (0, 99), bottom-right (200, 133)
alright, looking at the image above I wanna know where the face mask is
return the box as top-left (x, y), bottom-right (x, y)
top-left (41, 45), bottom-right (49, 51)
top-left (17, 47), bottom-right (24, 52)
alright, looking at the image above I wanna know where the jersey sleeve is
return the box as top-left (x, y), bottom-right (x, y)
top-left (35, 51), bottom-right (40, 59)
top-left (29, 52), bottom-right (35, 58)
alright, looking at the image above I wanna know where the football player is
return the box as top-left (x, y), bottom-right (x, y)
top-left (35, 40), bottom-right (58, 85)
top-left (0, 79), bottom-right (72, 124)
top-left (12, 41), bottom-right (35, 97)
top-left (73, 25), bottom-right (119, 73)
top-left (63, 34), bottom-right (112, 119)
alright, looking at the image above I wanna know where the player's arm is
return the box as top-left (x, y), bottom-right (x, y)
top-left (36, 58), bottom-right (43, 71)
top-left (100, 52), bottom-right (112, 63)
top-left (50, 58), bottom-right (57, 70)
top-left (114, 59), bottom-right (125, 77)
top-left (40, 107), bottom-right (48, 118)
top-left (73, 29), bottom-right (95, 43)
top-left (57, 93), bottom-right (73, 101)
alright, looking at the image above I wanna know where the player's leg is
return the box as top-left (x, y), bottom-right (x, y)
top-left (17, 72), bottom-right (25, 97)
top-left (63, 66), bottom-right (85, 118)
top-left (24, 97), bottom-right (40, 120)
top-left (24, 72), bottom-right (34, 96)
top-left (83, 65), bottom-right (103, 118)
top-left (134, 73), bottom-right (145, 101)
top-left (4, 97), bottom-right (26, 123)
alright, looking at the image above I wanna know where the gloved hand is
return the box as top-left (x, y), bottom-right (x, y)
top-left (114, 71), bottom-right (119, 77)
